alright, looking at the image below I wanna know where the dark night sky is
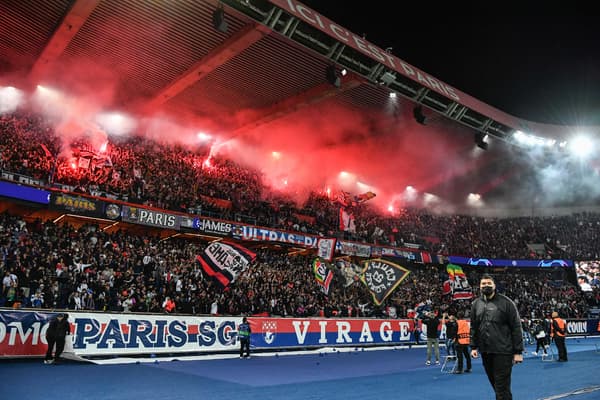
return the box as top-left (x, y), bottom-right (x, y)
top-left (298, 3), bottom-right (600, 127)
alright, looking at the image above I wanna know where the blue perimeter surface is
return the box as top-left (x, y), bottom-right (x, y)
top-left (2, 337), bottom-right (599, 400)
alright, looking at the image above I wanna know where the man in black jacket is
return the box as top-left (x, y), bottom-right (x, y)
top-left (44, 313), bottom-right (71, 364)
top-left (470, 275), bottom-right (523, 400)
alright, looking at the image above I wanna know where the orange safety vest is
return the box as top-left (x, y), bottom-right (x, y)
top-left (457, 319), bottom-right (470, 345)
top-left (551, 317), bottom-right (566, 337)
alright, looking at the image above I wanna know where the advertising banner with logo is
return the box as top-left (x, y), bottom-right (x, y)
top-left (103, 203), bottom-right (122, 221)
top-left (449, 256), bottom-right (574, 268)
top-left (194, 217), bottom-right (233, 236)
top-left (3, 311), bottom-right (598, 358)
top-left (250, 317), bottom-right (417, 348)
top-left (121, 206), bottom-right (180, 229)
top-left (49, 193), bottom-right (104, 218)
top-left (231, 225), bottom-right (318, 248)
top-left (0, 311), bottom-right (241, 357)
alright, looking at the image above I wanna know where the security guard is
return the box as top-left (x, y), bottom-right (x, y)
top-left (551, 311), bottom-right (568, 362)
top-left (238, 317), bottom-right (252, 359)
top-left (454, 310), bottom-right (472, 373)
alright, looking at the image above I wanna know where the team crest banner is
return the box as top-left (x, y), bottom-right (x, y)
top-left (360, 259), bottom-right (411, 306)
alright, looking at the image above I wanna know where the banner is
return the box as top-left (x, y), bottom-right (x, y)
top-left (231, 225), bottom-right (318, 248)
top-left (445, 263), bottom-right (472, 300)
top-left (0, 179), bottom-right (50, 204)
top-left (313, 258), bottom-right (334, 295)
top-left (196, 241), bottom-right (256, 288)
top-left (252, 317), bottom-right (419, 348)
top-left (339, 208), bottom-right (356, 233)
top-left (317, 238), bottom-right (336, 261)
top-left (3, 309), bottom-right (598, 359)
top-left (49, 193), bottom-right (103, 218)
top-left (1, 171), bottom-right (45, 188)
top-left (371, 246), bottom-right (434, 263)
top-left (337, 240), bottom-right (371, 257)
top-left (0, 311), bottom-right (240, 357)
top-left (334, 258), bottom-right (362, 287)
top-left (121, 206), bottom-right (180, 229)
top-left (449, 256), bottom-right (574, 268)
top-left (199, 194), bottom-right (232, 210)
top-left (292, 213), bottom-right (316, 225)
top-left (103, 203), bottom-right (122, 220)
top-left (360, 259), bottom-right (411, 306)
top-left (193, 217), bottom-right (233, 236)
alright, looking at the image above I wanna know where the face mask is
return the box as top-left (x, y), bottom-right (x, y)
top-left (481, 286), bottom-right (494, 296)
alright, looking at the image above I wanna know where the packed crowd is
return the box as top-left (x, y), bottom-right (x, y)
top-left (4, 113), bottom-right (600, 262)
top-left (1, 111), bottom-right (600, 319)
top-left (0, 212), bottom-right (597, 320)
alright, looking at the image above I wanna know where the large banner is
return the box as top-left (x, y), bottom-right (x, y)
top-left (360, 259), bottom-right (411, 306)
top-left (251, 317), bottom-right (417, 348)
top-left (2, 311), bottom-right (598, 358)
top-left (0, 311), bottom-right (240, 357)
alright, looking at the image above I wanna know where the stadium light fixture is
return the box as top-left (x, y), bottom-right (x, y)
top-left (379, 71), bottom-right (396, 86)
top-left (475, 131), bottom-right (488, 150)
top-left (413, 105), bottom-right (426, 125)
top-left (212, 5), bottom-right (228, 33)
top-left (326, 65), bottom-right (341, 88)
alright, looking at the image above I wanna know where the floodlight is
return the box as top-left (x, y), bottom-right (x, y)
top-left (212, 7), bottom-right (228, 33)
top-left (475, 131), bottom-right (488, 150)
top-left (379, 71), bottom-right (396, 85)
top-left (413, 105), bottom-right (426, 125)
top-left (326, 65), bottom-right (341, 88)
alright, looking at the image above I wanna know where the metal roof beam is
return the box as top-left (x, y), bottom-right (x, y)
top-left (146, 23), bottom-right (271, 110)
top-left (231, 78), bottom-right (362, 137)
top-left (29, 0), bottom-right (100, 81)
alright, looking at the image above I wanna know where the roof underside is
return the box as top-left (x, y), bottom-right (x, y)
top-left (0, 0), bottom-right (590, 209)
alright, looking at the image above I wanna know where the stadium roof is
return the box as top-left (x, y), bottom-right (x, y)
top-left (0, 0), bottom-right (598, 211)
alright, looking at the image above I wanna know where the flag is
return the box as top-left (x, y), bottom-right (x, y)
top-left (360, 259), bottom-right (411, 306)
top-left (354, 191), bottom-right (376, 203)
top-left (78, 157), bottom-right (91, 169)
top-left (334, 258), bottom-right (362, 287)
top-left (339, 208), bottom-right (356, 233)
top-left (196, 241), bottom-right (256, 288)
top-left (334, 190), bottom-right (352, 207)
top-left (313, 258), bottom-right (334, 295)
top-left (40, 144), bottom-right (53, 158)
top-left (446, 263), bottom-right (472, 300)
top-left (317, 238), bottom-right (336, 261)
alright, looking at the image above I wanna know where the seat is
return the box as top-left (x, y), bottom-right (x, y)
top-left (441, 355), bottom-right (457, 373)
top-left (541, 344), bottom-right (556, 362)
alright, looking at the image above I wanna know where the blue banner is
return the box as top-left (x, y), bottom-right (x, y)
top-left (0, 180), bottom-right (50, 204)
top-left (449, 256), bottom-right (574, 268)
